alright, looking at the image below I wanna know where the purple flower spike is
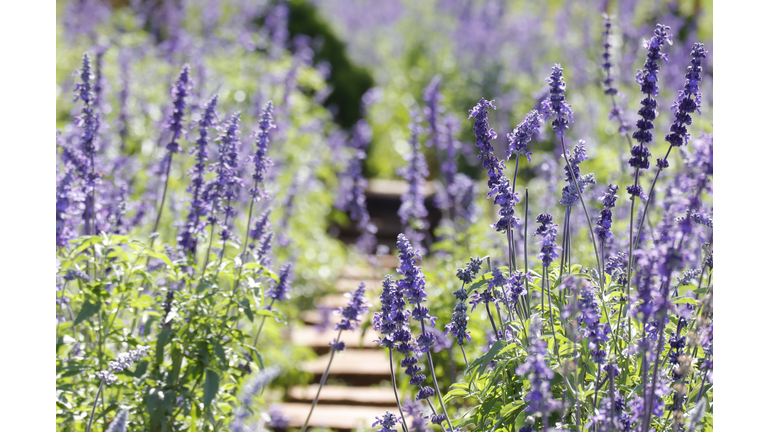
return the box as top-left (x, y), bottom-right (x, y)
top-left (334, 281), bottom-right (371, 332)
top-left (507, 109), bottom-right (543, 162)
top-left (627, 23), bottom-right (672, 197)
top-left (266, 263), bottom-right (292, 302)
top-left (251, 101), bottom-right (275, 200)
top-left (178, 95), bottom-right (218, 258)
top-left (595, 184), bottom-right (619, 242)
top-left (398, 112), bottom-right (430, 253)
top-left (516, 318), bottom-right (559, 417)
top-left (559, 141), bottom-right (595, 207)
top-left (664, 43), bottom-right (707, 150)
top-left (166, 65), bottom-right (193, 154)
top-left (542, 64), bottom-right (574, 138)
top-left (372, 411), bottom-right (402, 432)
top-left (534, 214), bottom-right (560, 268)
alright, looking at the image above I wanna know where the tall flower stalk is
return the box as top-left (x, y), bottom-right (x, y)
top-left (600, 14), bottom-right (632, 149)
top-left (398, 113), bottom-right (430, 253)
top-left (300, 283), bottom-right (370, 432)
top-left (150, 65), bottom-right (193, 249)
top-left (73, 53), bottom-right (100, 236)
top-left (622, 24), bottom-right (673, 347)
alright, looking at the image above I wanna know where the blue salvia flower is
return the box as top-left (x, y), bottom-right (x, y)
top-left (506, 109), bottom-right (543, 162)
top-left (605, 252), bottom-right (627, 277)
top-left (334, 282), bottom-right (371, 332)
top-left (337, 120), bottom-right (377, 254)
top-left (105, 409), bottom-right (128, 432)
top-left (250, 101), bottom-right (275, 200)
top-left (600, 14), bottom-right (619, 96)
top-left (206, 112), bottom-right (244, 243)
top-left (398, 112), bottom-right (430, 252)
top-left (165, 65), bottom-right (193, 154)
top-left (266, 263), bottom-right (292, 303)
top-left (541, 64), bottom-right (574, 138)
top-left (595, 184), bottom-right (619, 242)
top-left (663, 43), bottom-right (707, 151)
top-left (627, 24), bottom-right (672, 197)
top-left (402, 398), bottom-right (429, 432)
top-left (469, 267), bottom-right (505, 311)
top-left (445, 287), bottom-right (471, 345)
top-left (469, 98), bottom-right (520, 233)
top-left (423, 75), bottom-right (444, 150)
top-left (267, 405), bottom-right (289, 430)
top-left (373, 275), bottom-right (410, 350)
top-left (230, 366), bottom-right (281, 432)
top-left (249, 208), bottom-right (272, 243)
top-left (372, 411), bottom-right (402, 432)
top-left (516, 318), bottom-right (559, 419)
top-left (560, 141), bottom-right (595, 207)
top-left (73, 53), bottom-right (99, 162)
top-left (534, 213), bottom-right (560, 268)
top-left (573, 278), bottom-right (611, 363)
top-left (97, 346), bottom-right (150, 385)
top-left (255, 231), bottom-right (273, 266)
top-left (178, 95), bottom-right (218, 257)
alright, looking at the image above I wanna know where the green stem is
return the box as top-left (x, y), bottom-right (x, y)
top-left (85, 379), bottom-right (105, 432)
top-left (388, 348), bottom-right (410, 432)
top-left (300, 329), bottom-right (343, 432)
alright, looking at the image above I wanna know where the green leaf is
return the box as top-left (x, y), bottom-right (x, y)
top-left (73, 301), bottom-right (101, 326)
top-left (500, 400), bottom-right (524, 417)
top-left (155, 329), bottom-right (172, 365)
top-left (469, 340), bottom-right (506, 374)
top-left (467, 272), bottom-right (493, 294)
top-left (203, 369), bottom-right (220, 410)
top-left (212, 340), bottom-right (227, 366)
top-left (514, 407), bottom-right (528, 431)
top-left (673, 296), bottom-right (698, 305)
top-left (240, 298), bottom-right (254, 322)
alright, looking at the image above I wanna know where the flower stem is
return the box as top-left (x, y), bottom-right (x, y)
top-left (85, 379), bottom-right (105, 432)
top-left (253, 298), bottom-right (276, 347)
top-left (149, 152), bottom-right (174, 249)
top-left (544, 265), bottom-right (561, 363)
top-left (388, 348), bottom-right (410, 432)
top-left (420, 317), bottom-right (455, 432)
top-left (300, 329), bottom-right (343, 432)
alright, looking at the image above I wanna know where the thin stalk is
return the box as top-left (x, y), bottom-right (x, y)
top-left (300, 329), bottom-right (343, 432)
top-left (486, 302), bottom-right (500, 340)
top-left (459, 345), bottom-right (469, 368)
top-left (419, 315), bottom-right (455, 432)
top-left (608, 365), bottom-right (616, 429)
top-left (557, 208), bottom-right (572, 283)
top-left (149, 152), bottom-right (174, 249)
top-left (543, 265), bottom-right (561, 362)
top-left (214, 197), bottom-right (234, 278)
top-left (388, 349), bottom-right (410, 432)
top-left (85, 379), bottom-right (105, 432)
top-left (424, 399), bottom-right (449, 432)
top-left (253, 298), bottom-right (276, 346)
top-left (201, 224), bottom-right (215, 274)
top-left (524, 188), bottom-right (531, 318)
top-left (633, 146), bottom-right (672, 250)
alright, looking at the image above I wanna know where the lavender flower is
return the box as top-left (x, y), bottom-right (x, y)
top-left (372, 275), bottom-right (409, 350)
top-left (256, 232), bottom-right (273, 266)
top-left (105, 409), bottom-right (128, 432)
top-left (402, 398), bottom-right (429, 432)
top-left (204, 112), bottom-right (244, 243)
top-left (266, 263), bottom-right (292, 302)
top-left (74, 53), bottom-right (99, 161)
top-left (423, 75), bottom-right (444, 150)
top-left (506, 109), bottom-right (542, 162)
top-left (600, 14), bottom-right (618, 96)
top-left (250, 208), bottom-right (272, 243)
top-left (231, 366), bottom-right (281, 432)
top-left (663, 43), bottom-right (707, 150)
top-left (575, 278), bottom-right (611, 363)
top-left (334, 282), bottom-right (370, 332)
top-left (534, 213), bottom-right (560, 268)
top-left (469, 98), bottom-right (520, 233)
top-left (178, 95), bottom-right (218, 257)
top-left (398, 113), bottom-right (430, 252)
top-left (267, 405), bottom-right (289, 429)
top-left (541, 64), bottom-right (574, 138)
top-left (372, 411), bottom-right (402, 432)
top-left (445, 288), bottom-right (470, 345)
top-left (595, 184), bottom-right (619, 242)
top-left (627, 24), bottom-right (672, 196)
top-left (337, 120), bottom-right (377, 254)
top-left (516, 318), bottom-right (558, 418)
top-left (559, 141), bottom-right (595, 207)
top-left (98, 346), bottom-right (150, 385)
top-left (250, 101), bottom-right (275, 200)
top-left (166, 65), bottom-right (193, 154)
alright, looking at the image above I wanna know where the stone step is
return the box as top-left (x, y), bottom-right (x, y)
top-left (301, 349), bottom-right (391, 386)
top-left (277, 402), bottom-right (400, 430)
top-left (336, 277), bottom-right (383, 293)
top-left (367, 178), bottom-right (435, 198)
top-left (290, 326), bottom-right (379, 351)
top-left (287, 385), bottom-right (397, 406)
top-left (315, 293), bottom-right (381, 310)
top-left (340, 266), bottom-right (378, 280)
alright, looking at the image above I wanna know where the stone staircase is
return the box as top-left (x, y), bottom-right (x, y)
top-left (276, 259), bottom-right (400, 430)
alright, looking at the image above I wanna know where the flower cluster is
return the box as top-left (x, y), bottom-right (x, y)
top-left (628, 24), bottom-right (672, 197)
top-left (560, 141), bottom-right (595, 207)
top-left (334, 282), bottom-right (371, 332)
top-left (178, 95), bottom-right (218, 257)
top-left (470, 98), bottom-right (520, 233)
top-left (541, 64), bottom-right (574, 138)
top-left (250, 101), bottom-right (275, 199)
top-left (534, 213), bottom-right (560, 268)
top-left (165, 65), bottom-right (193, 153)
top-left (516, 318), bottom-right (559, 418)
top-left (600, 14), bottom-right (618, 96)
top-left (595, 184), bottom-right (619, 242)
top-left (372, 411), bottom-right (402, 432)
top-left (506, 109), bottom-right (542, 162)
top-left (398, 113), bottom-right (430, 252)
top-left (266, 263), bottom-right (292, 302)
top-left (203, 112), bottom-right (244, 243)
top-left (663, 43), bottom-right (707, 150)
top-left (97, 346), bottom-right (150, 385)
top-left (231, 366), bottom-right (281, 432)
